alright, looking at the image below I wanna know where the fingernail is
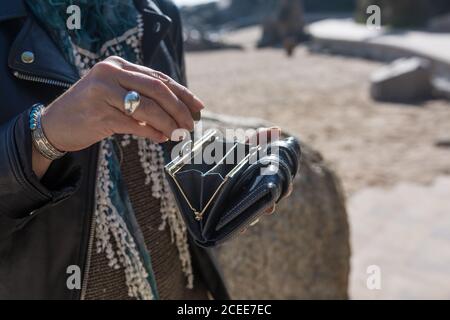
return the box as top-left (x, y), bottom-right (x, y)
top-left (269, 126), bottom-right (281, 132)
top-left (186, 121), bottom-right (195, 132)
top-left (157, 136), bottom-right (169, 143)
top-left (194, 96), bottom-right (205, 109)
top-left (269, 127), bottom-right (282, 139)
top-left (171, 130), bottom-right (188, 142)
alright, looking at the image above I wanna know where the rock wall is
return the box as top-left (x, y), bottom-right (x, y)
top-left (355, 0), bottom-right (450, 27)
top-left (201, 112), bottom-right (350, 299)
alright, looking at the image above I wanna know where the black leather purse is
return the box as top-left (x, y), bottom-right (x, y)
top-left (165, 129), bottom-right (301, 247)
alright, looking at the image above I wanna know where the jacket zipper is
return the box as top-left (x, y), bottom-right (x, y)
top-left (13, 71), bottom-right (72, 88)
top-left (80, 208), bottom-right (96, 299)
top-left (80, 145), bottom-right (101, 300)
top-left (14, 69), bottom-right (96, 299)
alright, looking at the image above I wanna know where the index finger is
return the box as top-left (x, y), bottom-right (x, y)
top-left (246, 127), bottom-right (282, 146)
top-left (116, 69), bottom-right (195, 131)
top-left (122, 63), bottom-right (205, 115)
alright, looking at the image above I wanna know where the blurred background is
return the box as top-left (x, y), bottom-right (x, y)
top-left (173, 0), bottom-right (450, 300)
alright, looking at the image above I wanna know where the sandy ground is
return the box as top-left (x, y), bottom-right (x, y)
top-left (185, 27), bottom-right (450, 196)
top-left (348, 176), bottom-right (450, 299)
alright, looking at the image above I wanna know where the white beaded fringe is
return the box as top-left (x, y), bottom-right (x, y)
top-left (72, 14), bottom-right (144, 77)
top-left (93, 136), bottom-right (194, 299)
top-left (136, 136), bottom-right (194, 289)
top-left (94, 139), bottom-right (154, 300)
top-left (74, 14), bottom-right (194, 296)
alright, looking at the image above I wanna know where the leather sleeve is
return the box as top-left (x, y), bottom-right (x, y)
top-left (0, 108), bottom-right (82, 219)
top-left (154, 0), bottom-right (187, 85)
top-left (168, 0), bottom-right (187, 86)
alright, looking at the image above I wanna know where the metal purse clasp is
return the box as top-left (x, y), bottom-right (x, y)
top-left (165, 129), bottom-right (217, 177)
top-left (165, 129), bottom-right (260, 221)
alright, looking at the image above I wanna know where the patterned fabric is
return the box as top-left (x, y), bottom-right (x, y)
top-left (84, 138), bottom-right (208, 300)
top-left (25, 0), bottom-right (193, 299)
top-left (94, 138), bottom-right (158, 299)
top-left (24, 0), bottom-right (143, 74)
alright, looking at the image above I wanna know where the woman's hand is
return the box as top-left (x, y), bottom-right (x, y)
top-left (43, 56), bottom-right (204, 151)
top-left (240, 127), bottom-right (294, 234)
top-left (33, 56), bottom-right (204, 178)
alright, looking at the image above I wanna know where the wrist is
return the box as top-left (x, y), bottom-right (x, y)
top-left (30, 104), bottom-right (67, 161)
top-left (32, 142), bottom-right (52, 179)
top-left (40, 106), bottom-right (68, 153)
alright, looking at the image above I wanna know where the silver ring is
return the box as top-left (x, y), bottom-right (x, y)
top-left (124, 91), bottom-right (141, 115)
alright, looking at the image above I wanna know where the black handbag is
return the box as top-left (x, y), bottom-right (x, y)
top-left (165, 129), bottom-right (301, 247)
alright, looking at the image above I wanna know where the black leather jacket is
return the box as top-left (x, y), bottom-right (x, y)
top-left (0, 0), bottom-right (228, 300)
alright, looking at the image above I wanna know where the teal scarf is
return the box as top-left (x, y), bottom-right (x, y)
top-left (25, 0), bottom-right (159, 300)
top-left (26, 0), bottom-right (143, 69)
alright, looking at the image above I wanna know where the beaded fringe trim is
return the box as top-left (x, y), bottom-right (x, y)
top-left (94, 139), bottom-right (154, 300)
top-left (125, 135), bottom-right (194, 289)
top-left (73, 15), bottom-right (193, 299)
top-left (72, 14), bottom-right (144, 77)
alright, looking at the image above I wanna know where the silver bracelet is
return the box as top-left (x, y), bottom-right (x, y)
top-left (30, 104), bottom-right (66, 160)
